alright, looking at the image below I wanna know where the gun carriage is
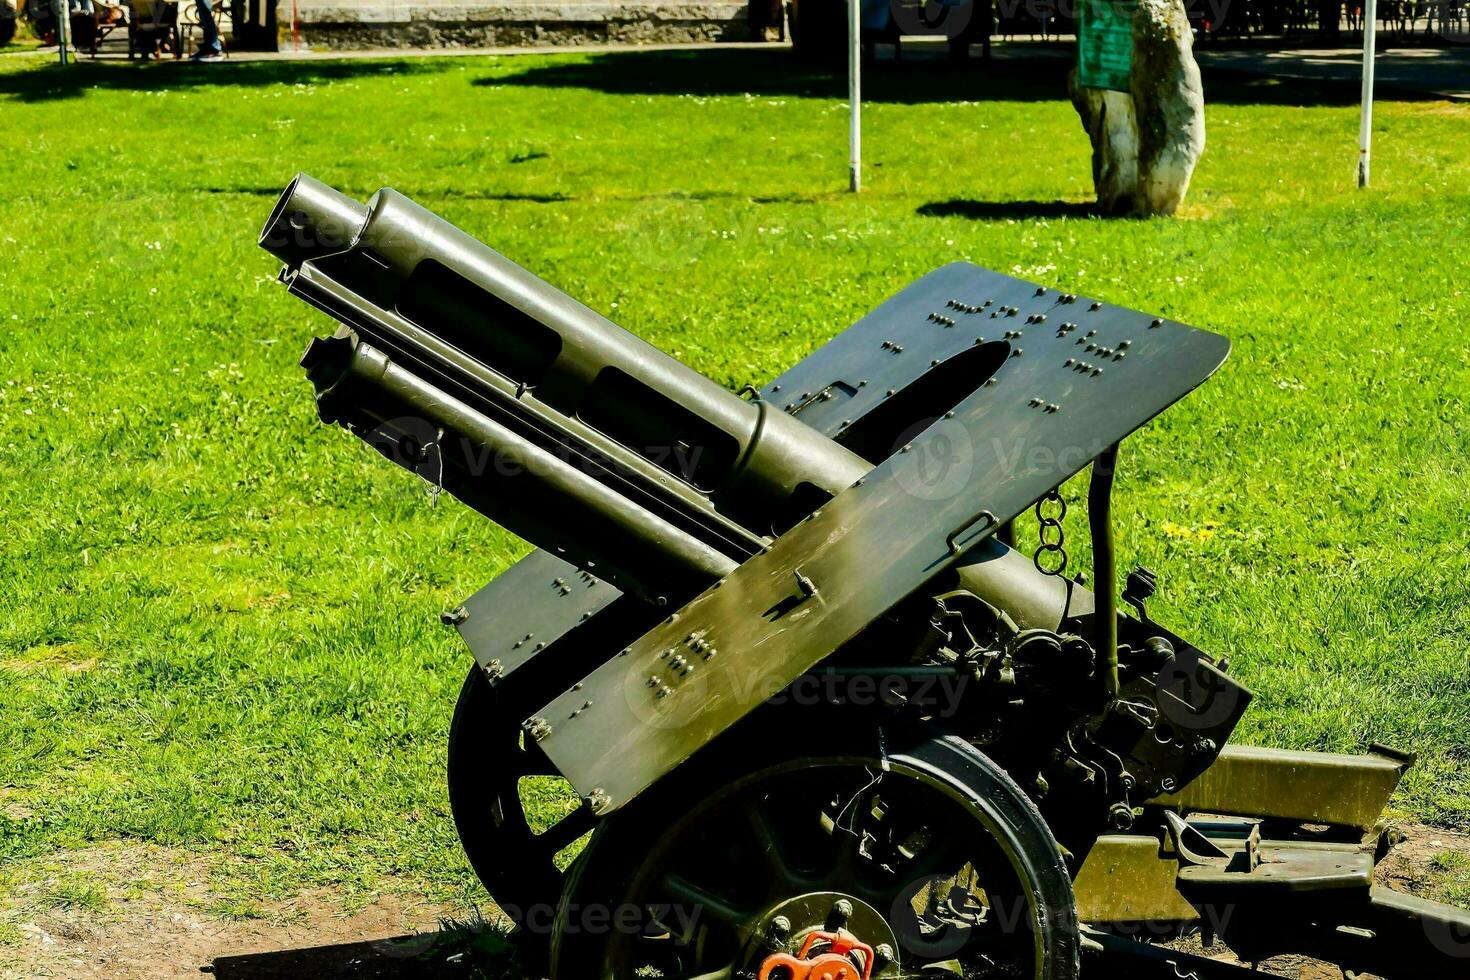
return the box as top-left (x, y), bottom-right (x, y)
top-left (261, 174), bottom-right (1470, 980)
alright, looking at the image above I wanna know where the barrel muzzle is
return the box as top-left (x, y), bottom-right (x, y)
top-left (260, 173), bottom-right (370, 268)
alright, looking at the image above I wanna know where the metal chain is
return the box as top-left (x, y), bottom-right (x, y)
top-left (1032, 489), bottom-right (1068, 576)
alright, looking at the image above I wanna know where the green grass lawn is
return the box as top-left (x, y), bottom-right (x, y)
top-left (1, 46), bottom-right (1469, 921)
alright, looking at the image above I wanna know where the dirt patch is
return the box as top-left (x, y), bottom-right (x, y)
top-left (5, 895), bottom-right (471, 980)
top-left (1376, 822), bottom-right (1470, 900)
top-left (3, 826), bottom-right (1468, 979)
top-left (0, 844), bottom-right (491, 980)
top-left (1, 641), bottom-right (99, 674)
top-left (1159, 821), bottom-right (1470, 978)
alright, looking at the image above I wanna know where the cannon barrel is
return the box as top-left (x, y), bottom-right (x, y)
top-left (301, 330), bottom-right (740, 603)
top-left (264, 175), bottom-right (1078, 621)
top-left (262, 175), bottom-right (872, 605)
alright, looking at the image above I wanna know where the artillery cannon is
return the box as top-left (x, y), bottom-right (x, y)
top-left (261, 174), bottom-right (1470, 979)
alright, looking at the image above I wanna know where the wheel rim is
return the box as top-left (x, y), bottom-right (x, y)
top-left (577, 751), bottom-right (1051, 979)
top-left (448, 668), bottom-right (594, 934)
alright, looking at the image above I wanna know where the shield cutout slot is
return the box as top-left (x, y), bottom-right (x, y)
top-left (840, 341), bottom-right (1011, 464)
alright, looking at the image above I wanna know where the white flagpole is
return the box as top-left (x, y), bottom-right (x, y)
top-left (1358, 0), bottom-right (1378, 188)
top-left (55, 0), bottom-right (72, 65)
top-left (849, 0), bottom-right (861, 193)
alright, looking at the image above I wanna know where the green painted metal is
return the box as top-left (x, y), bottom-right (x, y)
top-left (259, 175), bottom-right (1470, 980)
top-left (1076, 813), bottom-right (1470, 978)
top-left (1077, 0), bottom-right (1136, 93)
top-left (532, 270), bottom-right (1229, 813)
top-left (451, 549), bottom-right (621, 686)
top-left (1074, 834), bottom-right (1200, 925)
top-left (1154, 744), bottom-right (1412, 831)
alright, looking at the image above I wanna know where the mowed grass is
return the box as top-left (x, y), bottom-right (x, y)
top-left (1, 47), bottom-right (1468, 913)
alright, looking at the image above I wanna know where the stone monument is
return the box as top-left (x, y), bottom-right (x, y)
top-left (1070, 0), bottom-right (1205, 216)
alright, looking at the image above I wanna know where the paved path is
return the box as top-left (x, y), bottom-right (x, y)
top-left (1196, 45), bottom-right (1470, 101)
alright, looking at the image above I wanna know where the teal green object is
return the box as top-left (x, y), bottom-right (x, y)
top-left (1078, 0), bottom-right (1136, 93)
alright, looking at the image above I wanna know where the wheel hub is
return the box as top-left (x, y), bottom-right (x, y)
top-left (747, 892), bottom-right (898, 980)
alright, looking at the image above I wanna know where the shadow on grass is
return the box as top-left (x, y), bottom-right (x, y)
top-left (484, 47), bottom-right (1437, 107)
top-left (217, 186), bottom-right (830, 205)
top-left (3, 44), bottom-right (1438, 107)
top-left (199, 185), bottom-right (576, 203)
top-left (208, 924), bottom-right (532, 980)
top-left (0, 58), bottom-right (441, 103)
top-left (195, 184), bottom-right (835, 206)
top-left (917, 198), bottom-right (1101, 220)
top-left (482, 48), bottom-right (1070, 104)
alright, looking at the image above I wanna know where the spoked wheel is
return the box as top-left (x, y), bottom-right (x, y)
top-left (447, 667), bottom-right (595, 957)
top-left (552, 723), bottom-right (1080, 980)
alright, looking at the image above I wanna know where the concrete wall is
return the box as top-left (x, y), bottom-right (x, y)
top-left (288, 0), bottom-right (755, 48)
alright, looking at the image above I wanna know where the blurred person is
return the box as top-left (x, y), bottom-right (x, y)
top-left (189, 0), bottom-right (221, 62)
